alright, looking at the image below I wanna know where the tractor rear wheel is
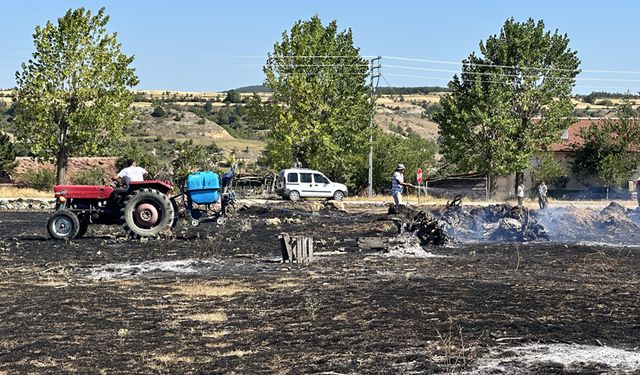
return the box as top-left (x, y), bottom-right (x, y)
top-left (47, 210), bottom-right (80, 240)
top-left (122, 188), bottom-right (174, 238)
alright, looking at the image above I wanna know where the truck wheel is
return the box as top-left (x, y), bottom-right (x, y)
top-left (47, 210), bottom-right (80, 240)
top-left (122, 188), bottom-right (174, 238)
top-left (288, 190), bottom-right (300, 202)
top-left (332, 191), bottom-right (345, 201)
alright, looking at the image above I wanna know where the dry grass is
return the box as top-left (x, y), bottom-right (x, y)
top-left (0, 186), bottom-right (52, 198)
top-left (173, 281), bottom-right (252, 298)
top-left (202, 330), bottom-right (230, 339)
top-left (220, 350), bottom-right (252, 357)
top-left (152, 354), bottom-right (194, 364)
top-left (184, 312), bottom-right (228, 322)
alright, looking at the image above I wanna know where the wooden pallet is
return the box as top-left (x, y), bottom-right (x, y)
top-left (279, 233), bottom-right (314, 263)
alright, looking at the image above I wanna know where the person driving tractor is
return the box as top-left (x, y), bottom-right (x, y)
top-left (113, 159), bottom-right (148, 186)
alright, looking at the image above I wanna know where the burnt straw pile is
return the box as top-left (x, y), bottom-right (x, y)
top-left (391, 201), bottom-right (640, 245)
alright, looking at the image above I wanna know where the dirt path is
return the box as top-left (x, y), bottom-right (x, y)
top-left (1, 210), bottom-right (639, 374)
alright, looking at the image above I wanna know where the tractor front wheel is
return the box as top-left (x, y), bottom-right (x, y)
top-left (122, 188), bottom-right (174, 238)
top-left (47, 210), bottom-right (80, 240)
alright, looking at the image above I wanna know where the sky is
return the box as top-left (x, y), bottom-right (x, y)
top-left (1, 0), bottom-right (640, 94)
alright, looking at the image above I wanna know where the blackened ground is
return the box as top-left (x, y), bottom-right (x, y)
top-left (0, 208), bottom-right (639, 374)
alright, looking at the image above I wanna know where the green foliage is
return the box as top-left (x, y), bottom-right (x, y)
top-left (70, 166), bottom-right (106, 185)
top-left (203, 100), bottom-right (213, 113)
top-left (435, 18), bottom-right (580, 194)
top-left (530, 153), bottom-right (568, 189)
top-left (249, 15), bottom-right (372, 187)
top-left (372, 132), bottom-right (438, 192)
top-left (171, 140), bottom-right (221, 181)
top-left (0, 132), bottom-right (17, 173)
top-left (224, 90), bottom-right (242, 104)
top-left (151, 106), bottom-right (166, 117)
top-left (572, 99), bottom-right (640, 187)
top-left (596, 99), bottom-right (614, 106)
top-left (580, 91), bottom-right (640, 105)
top-left (14, 7), bottom-right (138, 184)
top-left (20, 168), bottom-right (56, 191)
top-left (114, 142), bottom-right (163, 178)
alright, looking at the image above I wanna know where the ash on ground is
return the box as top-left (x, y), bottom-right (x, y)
top-left (469, 343), bottom-right (640, 374)
top-left (88, 259), bottom-right (217, 281)
top-left (392, 201), bottom-right (640, 246)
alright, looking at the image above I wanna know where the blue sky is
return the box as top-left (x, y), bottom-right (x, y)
top-left (1, 0), bottom-right (639, 93)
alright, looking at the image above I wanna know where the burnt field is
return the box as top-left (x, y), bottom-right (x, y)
top-left (1, 204), bottom-right (640, 374)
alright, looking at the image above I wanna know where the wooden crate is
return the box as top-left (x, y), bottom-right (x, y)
top-left (279, 233), bottom-right (314, 263)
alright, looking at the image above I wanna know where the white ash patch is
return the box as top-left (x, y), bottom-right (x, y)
top-left (469, 343), bottom-right (640, 374)
top-left (576, 241), bottom-right (640, 249)
top-left (379, 235), bottom-right (447, 258)
top-left (88, 259), bottom-right (216, 281)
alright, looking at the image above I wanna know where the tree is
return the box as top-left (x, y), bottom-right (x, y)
top-left (14, 7), bottom-right (139, 184)
top-left (171, 140), bottom-right (220, 183)
top-left (0, 132), bottom-right (17, 174)
top-left (435, 18), bottom-right (580, 197)
top-left (151, 106), bottom-right (166, 117)
top-left (249, 16), bottom-right (372, 190)
top-left (530, 152), bottom-right (568, 190)
top-left (572, 99), bottom-right (640, 192)
top-left (372, 131), bottom-right (438, 192)
top-left (223, 90), bottom-right (241, 104)
top-left (204, 99), bottom-right (213, 113)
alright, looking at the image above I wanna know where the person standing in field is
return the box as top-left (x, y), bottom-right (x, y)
top-left (517, 180), bottom-right (525, 206)
top-left (538, 180), bottom-right (548, 209)
top-left (390, 164), bottom-right (413, 207)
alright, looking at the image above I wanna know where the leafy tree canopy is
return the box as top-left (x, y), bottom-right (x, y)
top-left (435, 18), bottom-right (580, 194)
top-left (14, 7), bottom-right (138, 184)
top-left (249, 15), bottom-right (372, 189)
top-left (572, 99), bottom-right (640, 187)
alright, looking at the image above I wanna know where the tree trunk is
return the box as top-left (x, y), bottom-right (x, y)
top-left (515, 171), bottom-right (524, 196)
top-left (56, 147), bottom-right (68, 185)
top-left (486, 174), bottom-right (491, 201)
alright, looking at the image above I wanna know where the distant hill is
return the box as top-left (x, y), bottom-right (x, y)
top-left (231, 85), bottom-right (273, 93)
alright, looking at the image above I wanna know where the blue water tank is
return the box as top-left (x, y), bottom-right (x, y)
top-left (186, 171), bottom-right (220, 205)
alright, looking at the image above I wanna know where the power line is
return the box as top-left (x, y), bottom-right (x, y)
top-left (383, 73), bottom-right (640, 92)
top-left (383, 55), bottom-right (640, 75)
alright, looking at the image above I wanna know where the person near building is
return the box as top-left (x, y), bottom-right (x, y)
top-left (538, 180), bottom-right (548, 209)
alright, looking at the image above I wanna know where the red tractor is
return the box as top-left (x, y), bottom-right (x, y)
top-left (47, 180), bottom-right (176, 240)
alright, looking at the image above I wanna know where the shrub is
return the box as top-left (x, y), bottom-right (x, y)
top-left (70, 167), bottom-right (106, 185)
top-left (151, 106), bottom-right (166, 117)
top-left (20, 168), bottom-right (56, 191)
top-left (223, 90), bottom-right (241, 104)
top-left (597, 99), bottom-right (614, 106)
top-left (0, 132), bottom-right (17, 174)
top-left (197, 117), bottom-right (206, 125)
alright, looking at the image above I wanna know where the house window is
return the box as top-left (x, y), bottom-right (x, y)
top-left (561, 129), bottom-right (569, 140)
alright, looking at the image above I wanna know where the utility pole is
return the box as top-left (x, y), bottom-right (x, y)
top-left (368, 56), bottom-right (381, 198)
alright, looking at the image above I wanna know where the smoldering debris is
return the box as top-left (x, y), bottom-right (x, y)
top-left (391, 202), bottom-right (640, 246)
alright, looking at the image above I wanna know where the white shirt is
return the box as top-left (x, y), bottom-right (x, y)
top-left (517, 185), bottom-right (525, 198)
top-left (538, 184), bottom-right (547, 197)
top-left (118, 166), bottom-right (147, 185)
top-left (391, 171), bottom-right (404, 195)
